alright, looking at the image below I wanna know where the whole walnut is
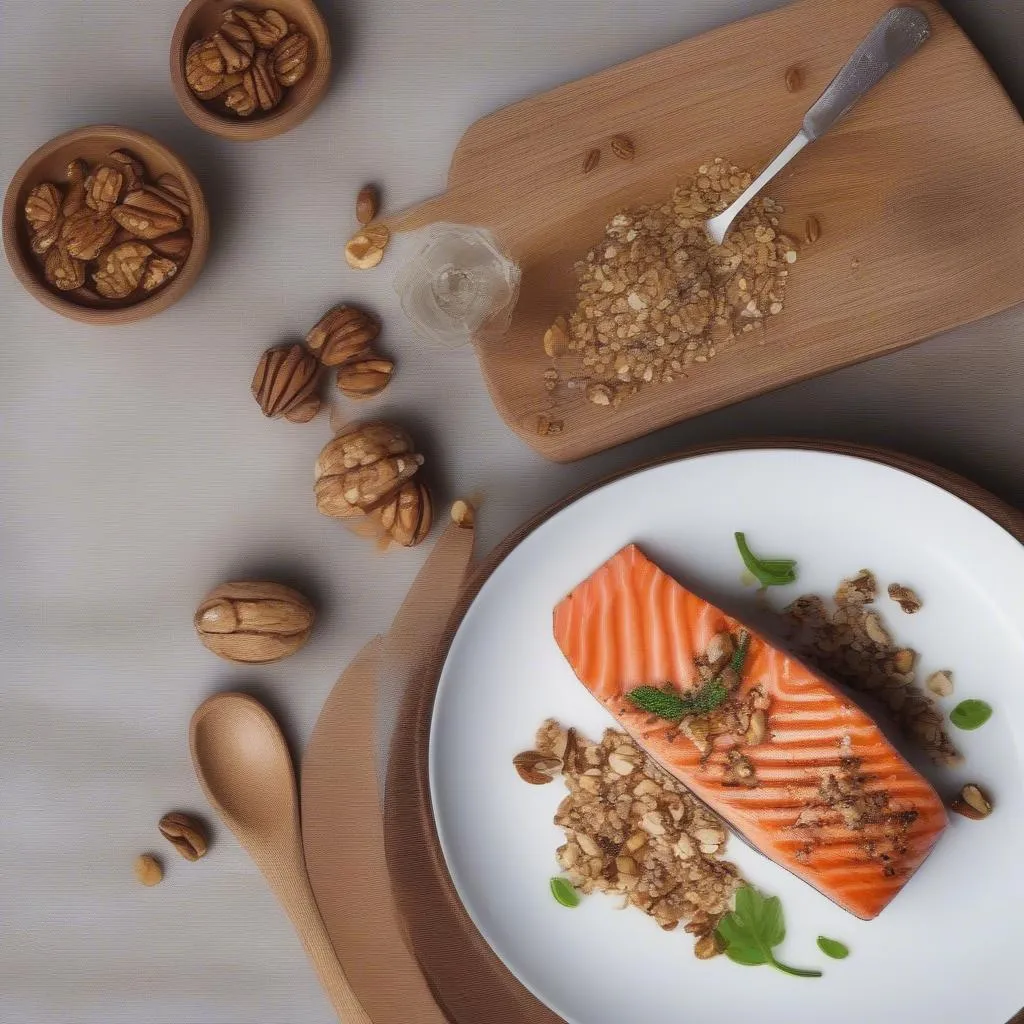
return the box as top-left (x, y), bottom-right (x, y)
top-left (315, 422), bottom-right (426, 524)
top-left (194, 581), bottom-right (315, 663)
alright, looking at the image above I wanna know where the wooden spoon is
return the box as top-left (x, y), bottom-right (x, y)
top-left (190, 692), bottom-right (373, 1023)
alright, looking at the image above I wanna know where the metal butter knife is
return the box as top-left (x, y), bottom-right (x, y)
top-left (706, 5), bottom-right (931, 244)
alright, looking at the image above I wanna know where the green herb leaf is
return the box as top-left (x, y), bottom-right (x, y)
top-left (626, 679), bottom-right (729, 722)
top-left (714, 885), bottom-right (822, 979)
top-left (950, 699), bottom-right (992, 731)
top-left (817, 936), bottom-right (849, 959)
top-left (735, 532), bottom-right (798, 588)
top-left (549, 877), bottom-right (580, 908)
top-left (730, 629), bottom-right (751, 675)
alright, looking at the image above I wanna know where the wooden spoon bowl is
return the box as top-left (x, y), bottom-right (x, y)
top-left (2, 126), bottom-right (210, 325)
top-left (170, 0), bottom-right (332, 141)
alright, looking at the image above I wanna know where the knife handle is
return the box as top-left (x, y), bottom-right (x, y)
top-left (802, 6), bottom-right (931, 141)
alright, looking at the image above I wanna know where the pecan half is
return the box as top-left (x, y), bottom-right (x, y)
top-left (84, 166), bottom-right (124, 214)
top-left (61, 208), bottom-right (117, 261)
top-left (251, 344), bottom-right (320, 419)
top-left (271, 31), bottom-right (310, 87)
top-left (44, 245), bottom-right (86, 291)
top-left (158, 812), bottom-right (209, 860)
top-left (111, 189), bottom-right (183, 240)
top-left (92, 241), bottom-right (152, 299)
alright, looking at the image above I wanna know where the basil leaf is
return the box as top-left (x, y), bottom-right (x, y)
top-left (950, 699), bottom-right (992, 731)
top-left (549, 877), bottom-right (580, 908)
top-left (735, 532), bottom-right (798, 587)
top-left (759, 895), bottom-right (786, 947)
top-left (817, 936), bottom-right (850, 959)
top-left (714, 885), bottom-right (821, 979)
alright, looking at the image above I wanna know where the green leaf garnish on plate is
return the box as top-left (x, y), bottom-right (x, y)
top-left (817, 936), bottom-right (850, 959)
top-left (950, 699), bottom-right (992, 730)
top-left (715, 885), bottom-right (822, 978)
top-left (626, 629), bottom-right (750, 722)
top-left (550, 877), bottom-right (580, 908)
top-left (627, 680), bottom-right (728, 721)
top-left (735, 532), bottom-right (798, 587)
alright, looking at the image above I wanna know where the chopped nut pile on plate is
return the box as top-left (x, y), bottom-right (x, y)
top-left (544, 158), bottom-right (798, 409)
top-left (782, 569), bottom-right (960, 766)
top-left (518, 719), bottom-right (742, 958)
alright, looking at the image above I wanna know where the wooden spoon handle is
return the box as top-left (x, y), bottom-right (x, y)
top-left (267, 856), bottom-right (375, 1023)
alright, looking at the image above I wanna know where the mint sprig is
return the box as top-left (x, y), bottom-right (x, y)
top-left (735, 532), bottom-right (797, 587)
top-left (715, 885), bottom-right (822, 978)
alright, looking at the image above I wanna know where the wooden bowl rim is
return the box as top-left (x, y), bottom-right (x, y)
top-left (169, 0), bottom-right (332, 142)
top-left (2, 125), bottom-right (211, 326)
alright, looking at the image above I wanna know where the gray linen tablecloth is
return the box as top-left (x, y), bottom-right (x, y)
top-left (1, 1), bottom-right (1021, 1021)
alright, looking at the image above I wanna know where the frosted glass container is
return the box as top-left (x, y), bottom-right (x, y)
top-left (393, 224), bottom-right (521, 349)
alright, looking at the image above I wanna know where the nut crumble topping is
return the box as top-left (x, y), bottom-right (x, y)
top-left (526, 720), bottom-right (741, 956)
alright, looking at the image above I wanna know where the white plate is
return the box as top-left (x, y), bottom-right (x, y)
top-left (429, 449), bottom-right (1024, 1024)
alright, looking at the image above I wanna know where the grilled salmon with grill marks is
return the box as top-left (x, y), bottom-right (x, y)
top-left (552, 544), bottom-right (947, 920)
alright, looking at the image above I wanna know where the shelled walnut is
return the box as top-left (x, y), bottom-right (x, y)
top-left (315, 422), bottom-right (432, 547)
top-left (184, 7), bottom-right (310, 118)
top-left (24, 152), bottom-right (193, 305)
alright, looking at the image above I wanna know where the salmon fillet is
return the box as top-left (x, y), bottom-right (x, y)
top-left (552, 544), bottom-right (947, 920)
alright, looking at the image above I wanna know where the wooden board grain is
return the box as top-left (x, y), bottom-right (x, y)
top-left (386, 0), bottom-right (1024, 462)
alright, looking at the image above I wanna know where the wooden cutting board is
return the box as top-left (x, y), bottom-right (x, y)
top-left (386, 0), bottom-right (1024, 462)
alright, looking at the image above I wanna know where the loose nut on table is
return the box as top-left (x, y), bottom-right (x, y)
top-left (194, 581), bottom-right (315, 663)
top-left (134, 853), bottom-right (163, 886)
top-left (252, 344), bottom-right (320, 420)
top-left (345, 224), bottom-right (390, 270)
top-left (306, 304), bottom-right (379, 366)
top-left (450, 499), bottom-right (474, 529)
top-left (336, 356), bottom-right (394, 398)
top-left (315, 421), bottom-right (432, 546)
top-left (355, 184), bottom-right (379, 226)
top-left (158, 812), bottom-right (208, 861)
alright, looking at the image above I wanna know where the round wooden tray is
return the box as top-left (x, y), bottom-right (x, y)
top-left (392, 439), bottom-right (1024, 1024)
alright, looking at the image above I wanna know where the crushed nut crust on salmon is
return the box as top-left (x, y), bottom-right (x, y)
top-left (552, 544), bottom-right (947, 921)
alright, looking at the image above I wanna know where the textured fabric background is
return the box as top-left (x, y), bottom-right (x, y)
top-left (1, 1), bottom-right (1021, 1022)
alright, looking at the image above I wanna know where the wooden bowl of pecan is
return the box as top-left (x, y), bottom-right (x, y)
top-left (170, 1), bottom-right (331, 141)
top-left (2, 126), bottom-right (209, 324)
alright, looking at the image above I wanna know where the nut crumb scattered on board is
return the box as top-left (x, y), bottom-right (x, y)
top-left (544, 158), bottom-right (797, 407)
top-left (782, 570), bottom-right (960, 766)
top-left (520, 720), bottom-right (741, 956)
top-left (785, 65), bottom-right (805, 92)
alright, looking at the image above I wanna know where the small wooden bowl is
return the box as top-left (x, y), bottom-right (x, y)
top-left (170, 0), bottom-right (331, 141)
top-left (2, 126), bottom-right (210, 325)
